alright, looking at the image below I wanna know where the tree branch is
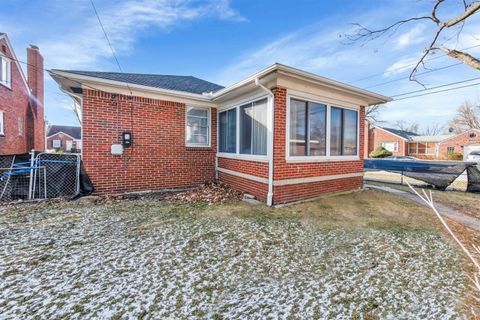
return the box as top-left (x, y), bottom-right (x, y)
top-left (438, 46), bottom-right (480, 70)
top-left (442, 2), bottom-right (480, 27)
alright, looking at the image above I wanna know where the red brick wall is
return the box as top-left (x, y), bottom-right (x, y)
top-left (46, 133), bottom-right (80, 152)
top-left (271, 87), bottom-right (365, 204)
top-left (369, 127), bottom-right (407, 156)
top-left (217, 157), bottom-right (269, 200)
top-left (438, 130), bottom-right (480, 158)
top-left (27, 46), bottom-right (45, 152)
top-left (82, 89), bottom-right (216, 194)
top-left (0, 38), bottom-right (30, 155)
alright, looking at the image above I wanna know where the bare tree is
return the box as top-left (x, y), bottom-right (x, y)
top-left (394, 120), bottom-right (419, 133)
top-left (365, 104), bottom-right (385, 124)
top-left (447, 99), bottom-right (480, 133)
top-left (346, 0), bottom-right (480, 85)
top-left (423, 122), bottom-right (443, 135)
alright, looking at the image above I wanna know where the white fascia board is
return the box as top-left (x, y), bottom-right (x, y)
top-left (212, 63), bottom-right (392, 105)
top-left (46, 131), bottom-right (78, 140)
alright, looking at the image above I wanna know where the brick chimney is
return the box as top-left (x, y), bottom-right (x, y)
top-left (27, 44), bottom-right (45, 151)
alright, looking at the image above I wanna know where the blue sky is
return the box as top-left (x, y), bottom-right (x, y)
top-left (1, 0), bottom-right (479, 133)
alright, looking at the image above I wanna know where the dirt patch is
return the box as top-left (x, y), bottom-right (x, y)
top-left (163, 182), bottom-right (242, 205)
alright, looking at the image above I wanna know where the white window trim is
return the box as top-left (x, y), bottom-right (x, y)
top-left (286, 93), bottom-right (360, 162)
top-left (0, 55), bottom-right (12, 89)
top-left (216, 94), bottom-right (269, 162)
top-left (185, 106), bottom-right (211, 148)
top-left (0, 111), bottom-right (4, 135)
top-left (381, 141), bottom-right (399, 152)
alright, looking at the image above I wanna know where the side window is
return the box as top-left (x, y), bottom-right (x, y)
top-left (0, 56), bottom-right (11, 88)
top-left (18, 117), bottom-right (23, 136)
top-left (186, 107), bottom-right (210, 147)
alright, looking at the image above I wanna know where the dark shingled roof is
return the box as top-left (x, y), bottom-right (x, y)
top-left (380, 127), bottom-right (418, 140)
top-left (47, 125), bottom-right (81, 140)
top-left (57, 70), bottom-right (224, 95)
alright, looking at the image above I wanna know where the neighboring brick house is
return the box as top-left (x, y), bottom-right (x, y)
top-left (367, 126), bottom-right (480, 160)
top-left (0, 33), bottom-right (45, 155)
top-left (367, 126), bottom-right (417, 157)
top-left (46, 125), bottom-right (81, 153)
top-left (50, 64), bottom-right (390, 205)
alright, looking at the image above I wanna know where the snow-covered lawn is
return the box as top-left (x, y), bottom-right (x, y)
top-left (0, 191), bottom-right (473, 319)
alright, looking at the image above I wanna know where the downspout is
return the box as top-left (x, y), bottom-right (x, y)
top-left (255, 78), bottom-right (274, 206)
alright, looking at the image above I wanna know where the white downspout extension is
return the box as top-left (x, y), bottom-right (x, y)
top-left (255, 78), bottom-right (274, 206)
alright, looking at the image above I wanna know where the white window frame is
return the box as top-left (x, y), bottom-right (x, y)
top-left (381, 141), bottom-right (399, 152)
top-left (217, 94), bottom-right (270, 162)
top-left (286, 93), bottom-right (360, 162)
top-left (185, 106), bottom-right (211, 148)
top-left (52, 139), bottom-right (61, 148)
top-left (0, 55), bottom-right (12, 89)
top-left (0, 111), bottom-right (4, 135)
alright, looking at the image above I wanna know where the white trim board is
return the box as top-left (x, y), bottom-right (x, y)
top-left (217, 167), bottom-right (364, 186)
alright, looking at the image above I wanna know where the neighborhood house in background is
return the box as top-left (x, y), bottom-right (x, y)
top-left (0, 33), bottom-right (45, 155)
top-left (367, 125), bottom-right (480, 160)
top-left (50, 64), bottom-right (390, 205)
top-left (46, 125), bottom-right (81, 153)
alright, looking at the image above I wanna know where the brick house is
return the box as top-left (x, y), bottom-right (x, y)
top-left (46, 125), bottom-right (81, 153)
top-left (0, 33), bottom-right (45, 155)
top-left (50, 64), bottom-right (390, 205)
top-left (367, 126), bottom-right (480, 160)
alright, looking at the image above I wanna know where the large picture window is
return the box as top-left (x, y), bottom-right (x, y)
top-left (186, 107), bottom-right (210, 147)
top-left (289, 97), bottom-right (358, 158)
top-left (289, 99), bottom-right (326, 156)
top-left (219, 108), bottom-right (237, 153)
top-left (219, 97), bottom-right (268, 157)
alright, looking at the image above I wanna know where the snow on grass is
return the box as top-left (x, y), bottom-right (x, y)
top-left (0, 200), bottom-right (470, 319)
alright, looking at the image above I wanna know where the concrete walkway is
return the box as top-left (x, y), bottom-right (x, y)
top-left (365, 184), bottom-right (480, 231)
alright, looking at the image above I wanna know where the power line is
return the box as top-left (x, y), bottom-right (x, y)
top-left (391, 76), bottom-right (480, 98)
top-left (348, 44), bottom-right (480, 84)
top-left (364, 62), bottom-right (463, 89)
top-left (89, 0), bottom-right (133, 96)
top-left (392, 81), bottom-right (480, 101)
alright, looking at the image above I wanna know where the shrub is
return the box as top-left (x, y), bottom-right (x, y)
top-left (447, 152), bottom-right (463, 161)
top-left (369, 147), bottom-right (393, 158)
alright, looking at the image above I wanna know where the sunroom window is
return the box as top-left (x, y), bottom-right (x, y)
top-left (330, 107), bottom-right (358, 156)
top-left (186, 107), bottom-right (210, 147)
top-left (219, 97), bottom-right (268, 156)
top-left (289, 98), bottom-right (358, 158)
top-left (240, 98), bottom-right (267, 155)
top-left (289, 99), bottom-right (326, 156)
top-left (219, 108), bottom-right (237, 153)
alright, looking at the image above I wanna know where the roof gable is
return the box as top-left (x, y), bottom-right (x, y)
top-left (0, 33), bottom-right (29, 91)
top-left (47, 125), bottom-right (81, 139)
top-left (377, 127), bottom-right (418, 140)
top-left (54, 70), bottom-right (224, 95)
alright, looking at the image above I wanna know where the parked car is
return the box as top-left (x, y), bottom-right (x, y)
top-left (466, 150), bottom-right (480, 161)
top-left (384, 156), bottom-right (417, 161)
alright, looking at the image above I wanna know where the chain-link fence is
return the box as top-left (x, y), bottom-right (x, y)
top-left (0, 152), bottom-right (81, 202)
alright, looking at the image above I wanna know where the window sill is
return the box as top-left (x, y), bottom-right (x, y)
top-left (0, 82), bottom-right (12, 90)
top-left (286, 156), bottom-right (360, 163)
top-left (186, 144), bottom-right (211, 149)
top-left (217, 152), bottom-right (269, 163)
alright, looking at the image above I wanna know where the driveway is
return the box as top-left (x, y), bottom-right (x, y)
top-left (0, 190), bottom-right (474, 319)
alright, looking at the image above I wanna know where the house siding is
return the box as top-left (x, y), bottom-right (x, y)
top-left (368, 127), bottom-right (407, 157)
top-left (0, 37), bottom-right (44, 155)
top-left (438, 130), bottom-right (480, 158)
top-left (46, 132), bottom-right (81, 152)
top-left (82, 89), bottom-right (217, 195)
top-left (271, 87), bottom-right (365, 204)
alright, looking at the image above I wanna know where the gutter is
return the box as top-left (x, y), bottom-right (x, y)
top-left (255, 78), bottom-right (275, 206)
